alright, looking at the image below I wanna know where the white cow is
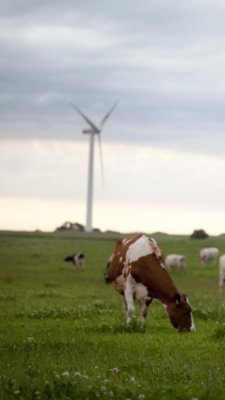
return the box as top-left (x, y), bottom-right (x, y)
top-left (199, 247), bottom-right (219, 267)
top-left (165, 254), bottom-right (186, 271)
top-left (219, 255), bottom-right (225, 289)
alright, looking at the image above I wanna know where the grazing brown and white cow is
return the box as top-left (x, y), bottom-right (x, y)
top-left (108, 234), bottom-right (195, 332)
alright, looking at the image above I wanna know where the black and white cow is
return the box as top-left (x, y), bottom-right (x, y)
top-left (64, 252), bottom-right (85, 269)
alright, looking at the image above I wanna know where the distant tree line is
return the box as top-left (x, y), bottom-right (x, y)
top-left (55, 221), bottom-right (84, 232)
top-left (55, 223), bottom-right (210, 238)
top-left (55, 221), bottom-right (101, 232)
top-left (190, 229), bottom-right (209, 239)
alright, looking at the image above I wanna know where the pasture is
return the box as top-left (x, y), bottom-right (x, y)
top-left (0, 230), bottom-right (225, 400)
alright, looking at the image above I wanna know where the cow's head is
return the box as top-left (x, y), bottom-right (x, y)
top-left (166, 294), bottom-right (195, 332)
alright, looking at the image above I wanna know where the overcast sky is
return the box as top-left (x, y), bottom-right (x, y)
top-left (1, 0), bottom-right (225, 235)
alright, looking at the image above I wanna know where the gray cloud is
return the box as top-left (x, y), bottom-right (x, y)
top-left (1, 0), bottom-right (225, 157)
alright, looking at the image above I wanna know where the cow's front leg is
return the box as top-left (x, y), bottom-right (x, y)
top-left (124, 275), bottom-right (135, 325)
top-left (139, 298), bottom-right (153, 326)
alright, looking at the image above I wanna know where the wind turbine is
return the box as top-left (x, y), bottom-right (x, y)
top-left (71, 101), bottom-right (118, 232)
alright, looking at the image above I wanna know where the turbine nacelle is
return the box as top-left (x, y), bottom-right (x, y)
top-left (82, 128), bottom-right (101, 134)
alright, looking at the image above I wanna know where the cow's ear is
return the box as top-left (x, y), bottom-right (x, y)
top-left (174, 293), bottom-right (181, 304)
top-left (180, 294), bottom-right (188, 303)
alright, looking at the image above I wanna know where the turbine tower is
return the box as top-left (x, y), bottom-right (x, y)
top-left (71, 101), bottom-right (118, 232)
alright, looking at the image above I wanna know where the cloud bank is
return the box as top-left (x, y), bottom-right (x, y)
top-left (1, 0), bottom-right (225, 233)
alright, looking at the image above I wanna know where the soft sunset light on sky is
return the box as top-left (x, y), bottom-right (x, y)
top-left (1, 0), bottom-right (225, 234)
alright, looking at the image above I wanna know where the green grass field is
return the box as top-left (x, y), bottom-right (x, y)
top-left (0, 230), bottom-right (225, 400)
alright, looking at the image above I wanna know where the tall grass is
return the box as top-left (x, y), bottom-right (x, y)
top-left (0, 231), bottom-right (225, 399)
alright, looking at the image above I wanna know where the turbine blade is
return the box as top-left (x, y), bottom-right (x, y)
top-left (70, 102), bottom-right (100, 132)
top-left (100, 101), bottom-right (119, 129)
top-left (97, 133), bottom-right (105, 186)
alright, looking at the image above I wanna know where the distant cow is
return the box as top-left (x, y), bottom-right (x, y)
top-left (219, 255), bottom-right (225, 289)
top-left (165, 254), bottom-right (186, 271)
top-left (199, 247), bottom-right (219, 267)
top-left (107, 234), bottom-right (195, 332)
top-left (64, 252), bottom-right (85, 269)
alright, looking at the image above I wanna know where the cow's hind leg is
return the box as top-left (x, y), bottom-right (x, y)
top-left (124, 275), bottom-right (135, 325)
top-left (139, 298), bottom-right (153, 326)
top-left (134, 283), bottom-right (152, 326)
